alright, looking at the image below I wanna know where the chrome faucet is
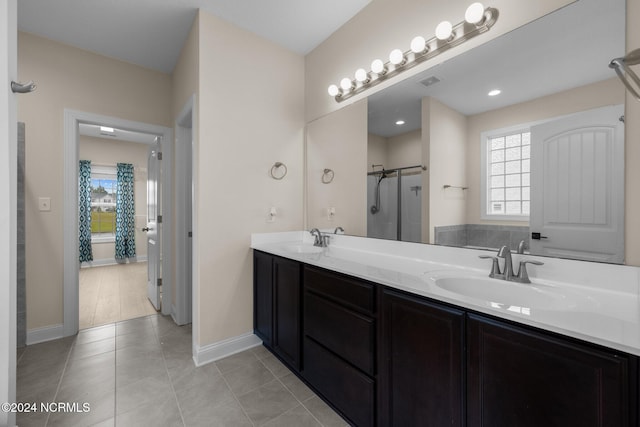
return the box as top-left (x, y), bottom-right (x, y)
top-left (479, 244), bottom-right (544, 284)
top-left (517, 240), bottom-right (527, 254)
top-left (309, 228), bottom-right (323, 247)
top-left (497, 245), bottom-right (515, 281)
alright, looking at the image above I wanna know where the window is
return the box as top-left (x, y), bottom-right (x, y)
top-left (90, 166), bottom-right (117, 240)
top-left (482, 129), bottom-right (530, 220)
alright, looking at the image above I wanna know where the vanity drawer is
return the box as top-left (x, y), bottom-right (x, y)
top-left (303, 337), bottom-right (375, 427)
top-left (304, 266), bottom-right (375, 314)
top-left (304, 292), bottom-right (375, 375)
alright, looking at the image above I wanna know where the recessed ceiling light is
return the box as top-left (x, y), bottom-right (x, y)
top-left (488, 89), bottom-right (501, 97)
top-left (100, 126), bottom-right (115, 133)
top-left (396, 120), bottom-right (406, 125)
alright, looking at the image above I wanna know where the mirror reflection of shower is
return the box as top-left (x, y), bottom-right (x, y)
top-left (367, 164), bottom-right (424, 242)
top-left (370, 164), bottom-right (387, 214)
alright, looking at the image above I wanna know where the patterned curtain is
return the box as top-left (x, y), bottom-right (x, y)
top-left (115, 163), bottom-right (136, 259)
top-left (78, 160), bottom-right (94, 262)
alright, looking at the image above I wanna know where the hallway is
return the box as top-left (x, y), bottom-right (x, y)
top-left (16, 314), bottom-right (347, 426)
top-left (79, 263), bottom-right (157, 329)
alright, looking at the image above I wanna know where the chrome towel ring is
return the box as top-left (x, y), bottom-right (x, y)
top-left (322, 168), bottom-right (334, 184)
top-left (270, 162), bottom-right (287, 180)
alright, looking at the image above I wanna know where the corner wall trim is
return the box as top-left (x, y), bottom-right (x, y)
top-left (193, 333), bottom-right (262, 367)
top-left (26, 324), bottom-right (64, 345)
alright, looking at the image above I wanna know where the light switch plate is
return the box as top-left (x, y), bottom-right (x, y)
top-left (39, 197), bottom-right (51, 212)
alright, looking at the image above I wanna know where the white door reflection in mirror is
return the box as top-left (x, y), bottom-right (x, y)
top-left (530, 105), bottom-right (624, 263)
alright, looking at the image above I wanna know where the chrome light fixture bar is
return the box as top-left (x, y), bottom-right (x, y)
top-left (609, 48), bottom-right (640, 100)
top-left (328, 3), bottom-right (499, 102)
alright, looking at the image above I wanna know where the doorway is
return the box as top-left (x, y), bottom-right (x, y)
top-left (63, 110), bottom-right (173, 337)
top-left (77, 124), bottom-right (160, 329)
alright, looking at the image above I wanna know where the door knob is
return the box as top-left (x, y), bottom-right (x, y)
top-left (142, 227), bottom-right (150, 232)
top-left (531, 232), bottom-right (548, 240)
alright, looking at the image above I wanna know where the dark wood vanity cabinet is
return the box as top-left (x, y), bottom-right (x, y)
top-left (254, 250), bottom-right (639, 427)
top-left (302, 266), bottom-right (377, 427)
top-left (253, 251), bottom-right (301, 370)
top-left (253, 250), bottom-right (273, 345)
top-left (379, 289), bottom-right (465, 427)
top-left (467, 314), bottom-right (638, 427)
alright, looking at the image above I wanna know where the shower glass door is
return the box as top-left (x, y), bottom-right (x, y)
top-left (367, 169), bottom-right (422, 242)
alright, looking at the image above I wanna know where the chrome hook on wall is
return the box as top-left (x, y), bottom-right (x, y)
top-left (609, 49), bottom-right (640, 100)
top-left (11, 80), bottom-right (37, 94)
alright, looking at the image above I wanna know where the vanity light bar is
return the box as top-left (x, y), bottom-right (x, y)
top-left (328, 3), bottom-right (499, 102)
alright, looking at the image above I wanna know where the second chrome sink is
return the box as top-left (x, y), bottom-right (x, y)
top-left (425, 272), bottom-right (593, 312)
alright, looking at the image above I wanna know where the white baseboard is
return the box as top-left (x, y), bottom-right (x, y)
top-left (26, 324), bottom-right (64, 345)
top-left (193, 332), bottom-right (262, 367)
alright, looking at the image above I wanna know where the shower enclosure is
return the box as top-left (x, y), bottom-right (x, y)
top-left (367, 165), bottom-right (423, 242)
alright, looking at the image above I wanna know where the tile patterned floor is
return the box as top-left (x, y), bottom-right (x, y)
top-left (16, 314), bottom-right (348, 427)
top-left (79, 263), bottom-right (157, 329)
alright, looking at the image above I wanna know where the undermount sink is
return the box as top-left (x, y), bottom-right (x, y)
top-left (282, 244), bottom-right (324, 254)
top-left (426, 273), bottom-right (590, 312)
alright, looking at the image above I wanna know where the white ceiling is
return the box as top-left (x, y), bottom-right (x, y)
top-left (17, 0), bottom-right (371, 74)
top-left (368, 0), bottom-right (626, 138)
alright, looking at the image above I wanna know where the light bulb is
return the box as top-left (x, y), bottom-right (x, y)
top-left (371, 59), bottom-right (386, 74)
top-left (465, 2), bottom-right (485, 24)
top-left (389, 49), bottom-right (405, 65)
top-left (410, 36), bottom-right (427, 54)
top-left (327, 84), bottom-right (340, 97)
top-left (435, 21), bottom-right (453, 41)
top-left (355, 68), bottom-right (369, 82)
top-left (340, 77), bottom-right (353, 91)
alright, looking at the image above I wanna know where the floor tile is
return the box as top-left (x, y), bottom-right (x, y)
top-left (221, 359), bottom-right (276, 396)
top-left (115, 373), bottom-right (174, 415)
top-left (70, 337), bottom-right (115, 360)
top-left (215, 350), bottom-right (259, 374)
top-left (173, 370), bottom-right (236, 418)
top-left (263, 404), bottom-right (323, 427)
top-left (47, 383), bottom-right (115, 427)
top-left (303, 396), bottom-right (350, 427)
top-left (15, 313), bottom-right (346, 427)
top-left (15, 409), bottom-right (49, 427)
top-left (260, 353), bottom-right (291, 378)
top-left (279, 372), bottom-right (315, 402)
top-left (182, 398), bottom-right (252, 427)
top-left (115, 394), bottom-right (183, 427)
top-left (236, 379), bottom-right (299, 426)
top-left (251, 345), bottom-right (272, 360)
top-left (76, 324), bottom-right (116, 345)
top-left (115, 356), bottom-right (169, 389)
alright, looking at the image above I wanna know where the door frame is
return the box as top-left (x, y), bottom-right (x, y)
top-left (174, 95), bottom-right (195, 326)
top-left (63, 109), bottom-right (173, 337)
top-left (1, 1), bottom-right (17, 426)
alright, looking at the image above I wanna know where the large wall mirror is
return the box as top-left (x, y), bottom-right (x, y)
top-left (307, 0), bottom-right (628, 264)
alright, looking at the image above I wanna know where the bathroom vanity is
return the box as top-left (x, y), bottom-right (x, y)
top-left (252, 232), bottom-right (640, 426)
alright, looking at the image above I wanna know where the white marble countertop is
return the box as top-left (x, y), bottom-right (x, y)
top-left (251, 231), bottom-right (640, 357)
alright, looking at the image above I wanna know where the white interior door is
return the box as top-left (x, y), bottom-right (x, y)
top-left (146, 138), bottom-right (161, 309)
top-left (530, 105), bottom-right (624, 263)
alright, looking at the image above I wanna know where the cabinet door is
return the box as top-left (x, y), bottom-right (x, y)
top-left (253, 251), bottom-right (273, 345)
top-left (273, 256), bottom-right (301, 370)
top-left (468, 314), bottom-right (635, 427)
top-left (380, 289), bottom-right (465, 427)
